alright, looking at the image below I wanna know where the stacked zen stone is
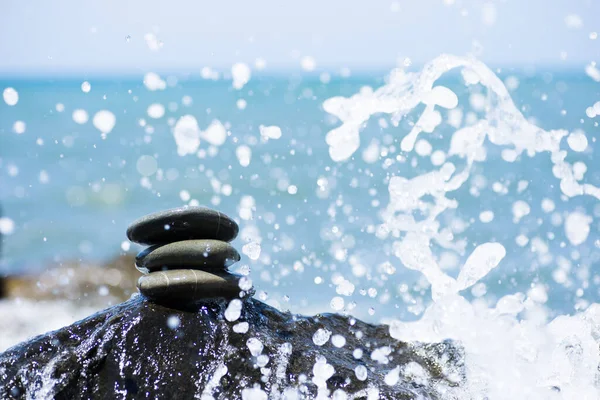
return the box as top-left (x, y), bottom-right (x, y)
top-left (126, 207), bottom-right (245, 305)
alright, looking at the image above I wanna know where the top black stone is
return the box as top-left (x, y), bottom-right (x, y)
top-left (126, 207), bottom-right (239, 245)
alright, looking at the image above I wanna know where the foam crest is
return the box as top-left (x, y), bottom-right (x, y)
top-left (324, 54), bottom-right (600, 398)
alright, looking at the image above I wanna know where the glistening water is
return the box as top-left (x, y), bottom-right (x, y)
top-left (1, 55), bottom-right (600, 398)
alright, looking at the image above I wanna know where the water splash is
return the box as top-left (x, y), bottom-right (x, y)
top-left (324, 54), bottom-right (600, 398)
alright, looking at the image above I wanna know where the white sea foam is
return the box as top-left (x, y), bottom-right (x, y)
top-left (323, 54), bottom-right (600, 399)
top-left (0, 300), bottom-right (96, 351)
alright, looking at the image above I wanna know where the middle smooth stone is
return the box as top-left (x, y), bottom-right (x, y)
top-left (136, 239), bottom-right (241, 273)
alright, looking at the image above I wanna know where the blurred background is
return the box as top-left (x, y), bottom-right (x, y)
top-left (1, 0), bottom-right (599, 349)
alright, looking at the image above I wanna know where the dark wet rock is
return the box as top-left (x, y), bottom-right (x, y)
top-left (136, 240), bottom-right (241, 273)
top-left (126, 207), bottom-right (239, 245)
top-left (0, 297), bottom-right (464, 399)
top-left (137, 270), bottom-right (244, 304)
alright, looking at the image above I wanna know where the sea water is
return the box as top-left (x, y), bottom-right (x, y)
top-left (1, 56), bottom-right (600, 398)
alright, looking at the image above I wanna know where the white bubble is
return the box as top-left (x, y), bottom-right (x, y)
top-left (239, 276), bottom-right (253, 291)
top-left (300, 56), bottom-right (316, 71)
top-left (136, 155), bottom-right (158, 176)
top-left (287, 185), bottom-right (298, 195)
top-left (246, 337), bottom-right (263, 356)
top-left (236, 145), bottom-right (252, 167)
top-left (236, 99), bottom-right (247, 110)
top-left (255, 58), bottom-right (267, 70)
top-left (0, 217), bottom-right (15, 235)
top-left (173, 115), bottom-right (201, 156)
top-left (565, 211), bottom-right (592, 245)
top-left (200, 120), bottom-right (227, 146)
top-left (565, 14), bottom-right (583, 29)
top-left (144, 32), bottom-right (163, 51)
top-left (143, 72), bottom-right (166, 91)
top-left (312, 357), bottom-right (335, 388)
top-left (585, 107), bottom-right (596, 118)
top-left (93, 110), bottom-right (116, 134)
top-left (72, 109), bottom-right (89, 124)
top-left (430, 150), bottom-right (446, 166)
top-left (256, 354), bottom-right (269, 367)
top-left (469, 92), bottom-right (486, 111)
top-left (355, 365), bottom-right (368, 381)
top-left (479, 210), bottom-right (494, 223)
top-left (81, 81), bottom-right (91, 93)
top-left (200, 67), bottom-right (219, 80)
top-left (331, 334), bottom-right (346, 348)
top-left (13, 121), bottom-right (26, 134)
top-left (312, 328), bottom-right (331, 346)
top-left (225, 299), bottom-right (243, 322)
top-left (39, 170), bottom-right (49, 184)
top-left (330, 296), bottom-right (345, 311)
top-left (512, 200), bottom-right (530, 223)
top-left (567, 131), bottom-right (588, 152)
top-left (415, 139), bottom-right (432, 156)
top-left (320, 72), bottom-right (331, 84)
top-left (242, 242), bottom-right (261, 260)
top-left (147, 103), bottom-right (165, 119)
top-left (231, 62), bottom-right (251, 90)
top-left (541, 198), bottom-right (555, 213)
top-left (586, 63), bottom-right (600, 82)
top-left (384, 366), bottom-right (400, 386)
top-left (527, 285), bottom-right (548, 303)
top-left (121, 241), bottom-right (131, 251)
top-left (3, 87), bottom-right (18, 106)
top-left (179, 190), bottom-right (191, 202)
top-left (55, 103), bottom-right (65, 112)
top-left (259, 125), bottom-right (282, 140)
top-left (167, 315), bottom-right (180, 329)
top-left (182, 95), bottom-right (193, 106)
top-left (233, 322), bottom-right (249, 333)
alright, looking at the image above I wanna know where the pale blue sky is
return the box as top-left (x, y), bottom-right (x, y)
top-left (0, 0), bottom-right (599, 74)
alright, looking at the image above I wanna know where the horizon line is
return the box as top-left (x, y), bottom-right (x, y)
top-left (0, 61), bottom-right (591, 79)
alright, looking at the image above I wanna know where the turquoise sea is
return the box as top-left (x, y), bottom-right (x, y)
top-left (1, 69), bottom-right (599, 320)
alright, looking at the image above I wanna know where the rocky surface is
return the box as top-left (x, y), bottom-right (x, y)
top-left (0, 296), bottom-right (463, 399)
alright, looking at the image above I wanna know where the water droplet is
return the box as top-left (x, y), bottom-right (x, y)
top-left (81, 81), bottom-right (91, 93)
top-left (167, 315), bottom-right (180, 329)
top-left (312, 328), bottom-right (331, 346)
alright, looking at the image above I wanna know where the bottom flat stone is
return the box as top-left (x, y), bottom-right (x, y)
top-left (137, 269), bottom-right (244, 304)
